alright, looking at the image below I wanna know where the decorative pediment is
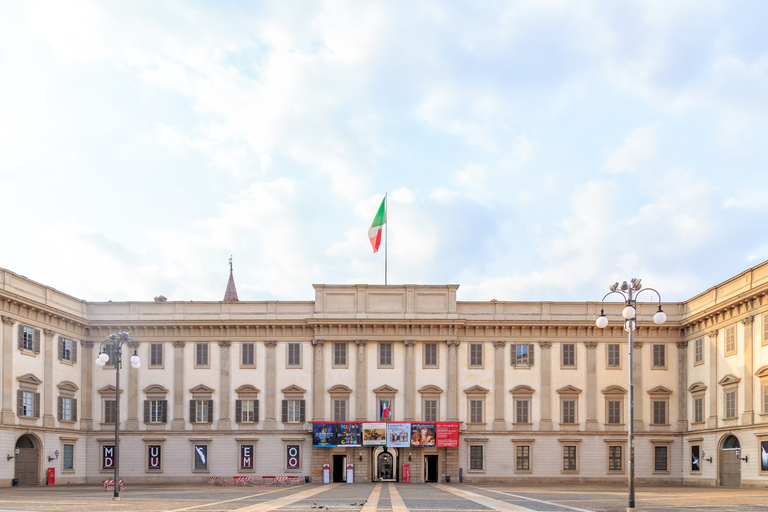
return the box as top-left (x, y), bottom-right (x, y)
top-left (418, 385), bottom-right (444, 395)
top-left (281, 385), bottom-right (307, 395)
top-left (143, 384), bottom-right (169, 395)
top-left (510, 385), bottom-right (536, 395)
top-left (17, 374), bottom-right (43, 386)
top-left (647, 385), bottom-right (673, 396)
top-left (754, 366), bottom-right (768, 379)
top-left (327, 384), bottom-right (352, 394)
top-left (718, 374), bottom-right (741, 386)
top-left (57, 381), bottom-right (79, 393)
top-left (373, 385), bottom-right (399, 395)
top-left (556, 385), bottom-right (582, 395)
top-left (601, 385), bottom-right (627, 395)
top-left (235, 385), bottom-right (260, 395)
top-left (97, 385), bottom-right (122, 395)
top-left (463, 385), bottom-right (489, 395)
top-left (189, 384), bottom-right (215, 394)
top-left (688, 382), bottom-right (707, 393)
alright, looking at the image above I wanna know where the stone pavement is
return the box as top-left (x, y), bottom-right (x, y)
top-left (0, 482), bottom-right (766, 512)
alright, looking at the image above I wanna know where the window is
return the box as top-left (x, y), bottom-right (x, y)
top-left (102, 343), bottom-right (117, 367)
top-left (102, 445), bottom-right (115, 469)
top-left (469, 343), bottom-right (483, 367)
top-left (562, 399), bottom-right (577, 424)
top-left (378, 342), bottom-right (393, 367)
top-left (240, 444), bottom-right (254, 470)
top-left (470, 399), bottom-right (484, 424)
top-left (194, 445), bottom-right (208, 470)
top-left (287, 343), bottom-right (301, 367)
top-left (236, 399), bottom-right (259, 423)
top-left (764, 314), bottom-right (768, 346)
top-left (724, 390), bottom-right (737, 419)
top-left (563, 445), bottom-right (577, 471)
top-left (143, 400), bottom-right (167, 423)
top-left (561, 344), bottom-right (575, 367)
top-left (18, 325), bottom-right (40, 353)
top-left (424, 343), bottom-right (438, 367)
top-left (282, 399), bottom-right (306, 423)
top-left (58, 396), bottom-right (77, 422)
top-left (148, 445), bottom-right (162, 470)
top-left (516, 445), bottom-right (530, 471)
top-left (602, 386), bottom-right (626, 427)
top-left (104, 400), bottom-right (116, 423)
top-left (648, 386), bottom-right (671, 426)
top-left (652, 400), bottom-right (667, 425)
top-left (693, 397), bottom-right (704, 423)
top-left (378, 397), bottom-right (394, 421)
top-left (149, 343), bottom-right (163, 367)
top-left (607, 344), bottom-right (620, 368)
top-left (62, 444), bottom-right (74, 471)
top-left (333, 342), bottom-right (347, 367)
top-left (694, 338), bottom-right (703, 365)
top-left (608, 445), bottom-right (623, 472)
top-left (690, 445), bottom-right (701, 473)
top-left (763, 383), bottom-right (768, 415)
top-left (512, 344), bottom-right (534, 367)
top-left (607, 400), bottom-right (622, 425)
top-left (423, 399), bottom-right (438, 422)
top-left (332, 399), bottom-right (347, 421)
top-left (654, 445), bottom-right (668, 472)
top-left (241, 343), bottom-right (255, 367)
top-left (195, 343), bottom-right (209, 367)
top-left (464, 385), bottom-right (488, 427)
top-left (724, 325), bottom-right (736, 356)
top-left (19, 390), bottom-right (39, 418)
top-left (59, 337), bottom-right (77, 362)
top-left (193, 400), bottom-right (212, 423)
top-left (286, 444), bottom-right (300, 469)
top-left (469, 445), bottom-right (484, 470)
top-left (652, 344), bottom-right (666, 368)
top-left (515, 399), bottom-right (530, 424)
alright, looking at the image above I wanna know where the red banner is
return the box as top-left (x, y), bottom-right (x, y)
top-left (403, 463), bottom-right (410, 483)
top-left (436, 421), bottom-right (460, 447)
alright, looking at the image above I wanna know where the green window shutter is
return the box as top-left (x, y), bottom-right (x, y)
top-left (34, 392), bottom-right (41, 418)
top-left (281, 400), bottom-right (288, 423)
top-left (189, 400), bottom-right (196, 423)
top-left (17, 389), bottom-right (22, 416)
top-left (17, 324), bottom-right (23, 350)
top-left (161, 400), bottom-right (168, 423)
top-left (143, 400), bottom-right (150, 423)
top-left (235, 400), bottom-right (242, 423)
top-left (299, 400), bottom-right (306, 423)
top-left (33, 329), bottom-right (40, 353)
top-left (206, 400), bottom-right (213, 423)
top-left (58, 396), bottom-right (63, 420)
top-left (255, 400), bottom-right (260, 423)
top-left (528, 344), bottom-right (535, 366)
top-left (511, 344), bottom-right (517, 366)
top-left (72, 398), bottom-right (77, 422)
top-left (72, 341), bottom-right (78, 363)
top-left (58, 336), bottom-right (64, 359)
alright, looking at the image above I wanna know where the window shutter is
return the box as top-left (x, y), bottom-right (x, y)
top-left (528, 344), bottom-right (534, 366)
top-left (189, 400), bottom-right (196, 423)
top-left (299, 400), bottom-right (306, 423)
top-left (17, 390), bottom-right (22, 416)
top-left (34, 392), bottom-right (41, 417)
top-left (33, 329), bottom-right (41, 353)
top-left (161, 400), bottom-right (168, 423)
top-left (144, 400), bottom-right (150, 423)
top-left (72, 398), bottom-right (77, 421)
top-left (72, 341), bottom-right (78, 363)
top-left (58, 336), bottom-right (64, 359)
top-left (255, 400), bottom-right (260, 423)
top-left (235, 400), bottom-right (242, 423)
top-left (17, 324), bottom-right (23, 350)
top-left (281, 400), bottom-right (288, 423)
top-left (206, 400), bottom-right (213, 423)
top-left (511, 344), bottom-right (517, 366)
top-left (58, 396), bottom-right (63, 421)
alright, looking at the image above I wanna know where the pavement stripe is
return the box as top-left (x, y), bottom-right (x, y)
top-left (361, 483), bottom-right (383, 512)
top-left (232, 483), bottom-right (342, 512)
top-left (167, 486), bottom-right (292, 511)
top-left (389, 483), bottom-right (408, 512)
top-left (431, 484), bottom-right (535, 511)
top-left (469, 486), bottom-right (596, 512)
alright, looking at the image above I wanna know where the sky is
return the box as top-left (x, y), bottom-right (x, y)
top-left (1, 0), bottom-right (767, 305)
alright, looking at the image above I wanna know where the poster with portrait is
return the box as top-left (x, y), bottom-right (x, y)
top-left (436, 421), bottom-right (460, 448)
top-left (761, 441), bottom-right (768, 472)
top-left (691, 445), bottom-right (700, 472)
top-left (362, 422), bottom-right (387, 446)
top-left (336, 422), bottom-right (361, 446)
top-left (386, 423), bottom-right (411, 447)
top-left (410, 422), bottom-right (436, 447)
top-left (313, 422), bottom-right (337, 447)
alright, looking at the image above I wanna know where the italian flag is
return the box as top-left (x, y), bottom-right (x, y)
top-left (368, 196), bottom-right (386, 253)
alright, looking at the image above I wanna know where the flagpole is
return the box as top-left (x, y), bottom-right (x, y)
top-left (384, 192), bottom-right (388, 285)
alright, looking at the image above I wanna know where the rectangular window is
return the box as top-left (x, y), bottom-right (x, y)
top-left (21, 325), bottom-right (36, 351)
top-left (333, 342), bottom-right (347, 367)
top-left (196, 400), bottom-right (210, 423)
top-left (241, 445), bottom-right (254, 469)
top-left (763, 384), bottom-right (768, 415)
top-left (607, 344), bottom-right (620, 368)
top-left (149, 400), bottom-right (165, 423)
top-left (59, 337), bottom-right (77, 362)
top-left (562, 399), bottom-right (576, 424)
top-left (469, 343), bottom-right (483, 367)
top-left (563, 446), bottom-right (577, 471)
top-left (654, 446), bottom-right (668, 471)
top-left (693, 397), bottom-right (704, 423)
top-left (725, 325), bottom-right (736, 356)
top-left (103, 343), bottom-right (117, 367)
top-left (469, 445), bottom-right (484, 470)
top-left (241, 342), bottom-right (255, 366)
top-left (652, 344), bottom-right (666, 368)
top-left (724, 390), bottom-right (737, 419)
top-left (102, 445), bottom-right (115, 469)
top-left (333, 399), bottom-right (347, 422)
top-left (150, 343), bottom-right (163, 367)
top-left (424, 343), bottom-right (438, 367)
top-left (513, 344), bottom-right (534, 366)
top-left (516, 445), bottom-right (530, 471)
top-left (607, 400), bottom-right (622, 424)
top-left (378, 398), bottom-right (393, 421)
top-left (423, 399), bottom-right (438, 422)
top-left (286, 445), bottom-right (300, 469)
top-left (21, 391), bottom-right (35, 417)
top-left (378, 342), bottom-right (393, 367)
top-left (284, 399), bottom-right (305, 423)
top-left (287, 343), bottom-right (301, 367)
top-left (195, 343), bottom-right (209, 367)
top-left (562, 344), bottom-right (575, 367)
top-left (58, 396), bottom-right (76, 421)
top-left (652, 400), bottom-right (667, 425)
top-left (608, 446), bottom-right (622, 471)
top-left (148, 444), bottom-right (161, 470)
top-left (194, 445), bottom-right (208, 470)
top-left (515, 399), bottom-right (530, 424)
top-left (469, 399), bottom-right (484, 424)
top-left (694, 338), bottom-right (703, 364)
top-left (239, 399), bottom-right (256, 422)
top-left (62, 444), bottom-right (74, 470)
top-left (104, 400), bottom-right (116, 423)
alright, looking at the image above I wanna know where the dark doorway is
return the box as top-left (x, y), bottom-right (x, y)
top-left (333, 454), bottom-right (346, 482)
top-left (424, 455), bottom-right (438, 483)
top-left (377, 451), bottom-right (395, 480)
top-left (14, 435), bottom-right (38, 486)
top-left (720, 435), bottom-right (741, 487)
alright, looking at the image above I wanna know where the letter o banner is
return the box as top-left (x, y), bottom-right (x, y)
top-left (287, 445), bottom-right (300, 469)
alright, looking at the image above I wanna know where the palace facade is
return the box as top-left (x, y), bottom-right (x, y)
top-left (1, 262), bottom-right (767, 487)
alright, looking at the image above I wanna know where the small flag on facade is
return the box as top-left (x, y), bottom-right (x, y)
top-left (368, 196), bottom-right (387, 253)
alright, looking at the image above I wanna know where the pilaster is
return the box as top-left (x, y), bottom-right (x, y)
top-left (446, 339), bottom-right (459, 421)
top-left (312, 339), bottom-right (325, 421)
top-left (264, 340), bottom-right (277, 429)
top-left (539, 341), bottom-right (552, 431)
top-left (632, 341), bottom-right (644, 432)
top-left (80, 339), bottom-right (94, 430)
top-left (493, 340), bottom-right (506, 430)
top-left (1, 316), bottom-right (15, 424)
top-left (741, 317), bottom-right (754, 424)
top-left (707, 330), bottom-right (718, 429)
top-left (355, 340), bottom-right (368, 421)
top-left (171, 340), bottom-right (186, 430)
top-left (676, 341), bottom-right (688, 431)
top-left (404, 340), bottom-right (415, 421)
top-left (43, 329), bottom-right (55, 428)
top-left (584, 341), bottom-right (598, 431)
top-left (218, 340), bottom-right (231, 430)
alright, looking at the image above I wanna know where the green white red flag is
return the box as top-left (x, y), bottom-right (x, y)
top-left (368, 196), bottom-right (386, 253)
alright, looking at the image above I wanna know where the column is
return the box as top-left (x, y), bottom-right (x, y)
top-left (633, 341), bottom-right (644, 432)
top-left (126, 341), bottom-right (140, 431)
top-left (1, 316), bottom-right (13, 424)
top-left (263, 340), bottom-right (277, 429)
top-left (707, 330), bottom-right (718, 429)
top-left (539, 341), bottom-right (552, 431)
top-left (446, 340), bottom-right (459, 421)
top-left (43, 329), bottom-right (55, 428)
top-left (404, 340), bottom-right (415, 421)
top-left (171, 341), bottom-right (186, 430)
top-left (218, 340), bottom-right (231, 430)
top-left (585, 341), bottom-right (598, 431)
top-left (355, 339), bottom-right (368, 421)
top-left (493, 341), bottom-right (506, 430)
top-left (676, 341), bottom-right (688, 431)
top-left (312, 339), bottom-right (325, 421)
top-left (80, 339), bottom-right (94, 430)
top-left (742, 317), bottom-right (754, 424)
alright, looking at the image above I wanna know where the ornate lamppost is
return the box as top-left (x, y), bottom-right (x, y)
top-left (95, 332), bottom-right (140, 500)
top-left (595, 279), bottom-right (666, 511)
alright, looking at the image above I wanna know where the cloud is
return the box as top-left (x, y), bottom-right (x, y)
top-left (603, 123), bottom-right (661, 174)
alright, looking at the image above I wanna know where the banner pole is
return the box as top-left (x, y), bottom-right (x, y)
top-left (384, 193), bottom-right (388, 285)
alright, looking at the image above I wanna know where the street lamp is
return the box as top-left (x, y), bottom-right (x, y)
top-left (95, 332), bottom-right (140, 500)
top-left (595, 279), bottom-right (665, 511)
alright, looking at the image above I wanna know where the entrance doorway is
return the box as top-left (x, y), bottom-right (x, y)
top-left (372, 446), bottom-right (398, 481)
top-left (424, 455), bottom-right (438, 483)
top-left (14, 435), bottom-right (39, 486)
top-left (332, 454), bottom-right (347, 482)
top-left (720, 435), bottom-right (741, 487)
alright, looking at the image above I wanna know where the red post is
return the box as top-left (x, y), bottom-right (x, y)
top-left (47, 468), bottom-right (55, 485)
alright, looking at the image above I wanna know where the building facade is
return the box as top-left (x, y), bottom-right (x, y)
top-left (1, 263), bottom-right (767, 487)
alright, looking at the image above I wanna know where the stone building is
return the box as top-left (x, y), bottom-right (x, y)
top-left (0, 262), bottom-right (766, 487)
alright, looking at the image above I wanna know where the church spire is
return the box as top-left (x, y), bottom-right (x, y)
top-left (223, 255), bottom-right (239, 302)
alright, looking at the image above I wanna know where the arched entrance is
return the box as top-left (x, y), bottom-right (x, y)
top-left (719, 434), bottom-right (741, 487)
top-left (372, 446), bottom-right (398, 481)
top-left (14, 434), bottom-right (39, 486)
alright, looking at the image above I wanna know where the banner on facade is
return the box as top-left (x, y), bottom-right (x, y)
top-left (362, 422), bottom-right (387, 446)
top-left (336, 422), bottom-right (361, 446)
top-left (436, 421), bottom-right (460, 448)
top-left (761, 441), bottom-right (768, 472)
top-left (410, 422), bottom-right (436, 447)
top-left (386, 423), bottom-right (411, 447)
top-left (313, 422), bottom-right (337, 447)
